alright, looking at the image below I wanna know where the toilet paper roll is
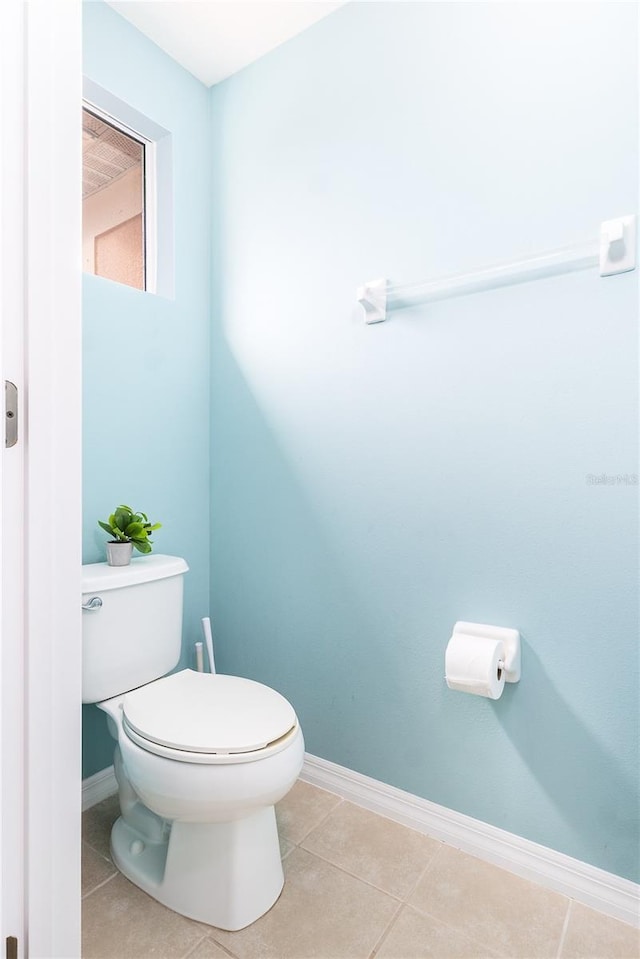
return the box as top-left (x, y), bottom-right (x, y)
top-left (445, 633), bottom-right (506, 700)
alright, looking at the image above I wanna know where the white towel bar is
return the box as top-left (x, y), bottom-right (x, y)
top-left (357, 215), bottom-right (636, 324)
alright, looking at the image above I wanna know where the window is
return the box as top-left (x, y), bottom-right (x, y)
top-left (82, 107), bottom-right (147, 291)
top-left (82, 79), bottom-right (174, 298)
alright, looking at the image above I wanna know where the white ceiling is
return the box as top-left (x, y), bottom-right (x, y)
top-left (105, 1), bottom-right (347, 87)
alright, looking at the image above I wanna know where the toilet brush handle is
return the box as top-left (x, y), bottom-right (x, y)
top-left (195, 642), bottom-right (204, 673)
top-left (202, 617), bottom-right (215, 674)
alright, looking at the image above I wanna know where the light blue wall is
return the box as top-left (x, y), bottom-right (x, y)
top-left (209, 2), bottom-right (639, 881)
top-left (81, 0), bottom-right (638, 882)
top-left (82, 1), bottom-right (211, 777)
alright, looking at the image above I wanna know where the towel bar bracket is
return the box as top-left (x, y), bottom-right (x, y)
top-left (600, 215), bottom-right (636, 277)
top-left (357, 278), bottom-right (387, 325)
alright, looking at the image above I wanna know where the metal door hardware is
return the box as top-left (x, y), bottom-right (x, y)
top-left (81, 597), bottom-right (103, 611)
top-left (5, 381), bottom-right (18, 448)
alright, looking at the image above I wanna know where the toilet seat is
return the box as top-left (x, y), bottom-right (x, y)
top-left (120, 669), bottom-right (298, 765)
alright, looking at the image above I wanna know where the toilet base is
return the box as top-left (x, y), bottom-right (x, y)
top-left (111, 804), bottom-right (284, 931)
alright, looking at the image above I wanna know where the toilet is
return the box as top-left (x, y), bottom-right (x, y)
top-left (82, 554), bottom-right (304, 931)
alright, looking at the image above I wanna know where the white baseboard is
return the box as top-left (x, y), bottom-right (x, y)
top-left (82, 764), bottom-right (117, 811)
top-left (300, 753), bottom-right (640, 929)
top-left (82, 754), bottom-right (639, 928)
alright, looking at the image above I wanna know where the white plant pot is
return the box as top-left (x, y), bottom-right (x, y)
top-left (106, 541), bottom-right (133, 567)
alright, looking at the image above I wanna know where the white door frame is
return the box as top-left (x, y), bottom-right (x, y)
top-left (1, 2), bottom-right (82, 957)
top-left (1, 1), bottom-right (28, 954)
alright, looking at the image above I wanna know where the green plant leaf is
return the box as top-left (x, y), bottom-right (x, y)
top-left (98, 520), bottom-right (114, 535)
top-left (133, 539), bottom-right (152, 554)
top-left (125, 522), bottom-right (145, 537)
top-left (114, 507), bottom-right (132, 532)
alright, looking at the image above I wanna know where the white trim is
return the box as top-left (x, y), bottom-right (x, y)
top-left (1, 2), bottom-right (27, 953)
top-left (83, 754), bottom-right (639, 928)
top-left (25, 2), bottom-right (82, 956)
top-left (82, 99), bottom-right (152, 151)
top-left (144, 138), bottom-right (158, 295)
top-left (82, 765), bottom-right (118, 812)
top-left (300, 754), bottom-right (640, 929)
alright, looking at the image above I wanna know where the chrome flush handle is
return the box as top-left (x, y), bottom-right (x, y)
top-left (82, 596), bottom-right (103, 611)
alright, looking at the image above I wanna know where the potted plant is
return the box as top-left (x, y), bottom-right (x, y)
top-left (98, 504), bottom-right (162, 567)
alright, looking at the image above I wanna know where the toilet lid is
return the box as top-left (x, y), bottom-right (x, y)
top-left (122, 669), bottom-right (297, 755)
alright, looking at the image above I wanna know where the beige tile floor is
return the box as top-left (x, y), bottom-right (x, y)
top-left (82, 781), bottom-right (639, 959)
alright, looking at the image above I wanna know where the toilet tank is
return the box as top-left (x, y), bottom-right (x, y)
top-left (82, 554), bottom-right (189, 704)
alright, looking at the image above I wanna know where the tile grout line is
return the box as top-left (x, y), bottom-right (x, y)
top-left (398, 842), bottom-right (553, 959)
top-left (406, 892), bottom-right (569, 959)
top-left (287, 840), bottom-right (505, 957)
top-left (82, 837), bottom-right (114, 865)
top-left (81, 870), bottom-right (119, 901)
top-left (179, 934), bottom-right (208, 959)
top-left (208, 937), bottom-right (243, 959)
top-left (293, 845), bottom-right (405, 904)
top-left (296, 836), bottom-right (447, 910)
top-left (83, 840), bottom-right (114, 861)
top-left (182, 933), bottom-right (241, 959)
top-left (289, 809), bottom-right (449, 909)
top-left (402, 840), bottom-right (445, 902)
top-left (366, 894), bottom-right (505, 959)
top-left (283, 794), bottom-right (345, 847)
top-left (367, 899), bottom-right (404, 959)
top-left (556, 899), bottom-right (573, 959)
top-left (401, 903), bottom-right (505, 959)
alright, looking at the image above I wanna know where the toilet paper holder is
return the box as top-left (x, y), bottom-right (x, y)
top-left (452, 621), bottom-right (521, 683)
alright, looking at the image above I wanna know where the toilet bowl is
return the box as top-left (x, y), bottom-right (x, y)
top-left (82, 556), bottom-right (304, 930)
top-left (99, 671), bottom-right (304, 930)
